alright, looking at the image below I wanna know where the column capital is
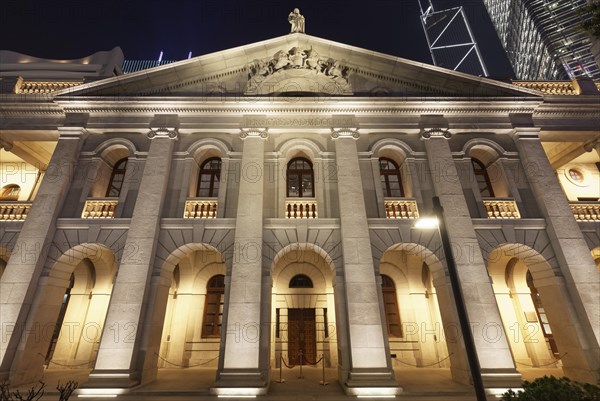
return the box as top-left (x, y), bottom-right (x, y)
top-left (147, 127), bottom-right (178, 140)
top-left (421, 128), bottom-right (451, 140)
top-left (510, 127), bottom-right (541, 141)
top-left (57, 126), bottom-right (88, 139)
top-left (583, 138), bottom-right (600, 152)
top-left (0, 138), bottom-right (13, 151)
top-left (330, 128), bottom-right (360, 140)
top-left (239, 128), bottom-right (268, 140)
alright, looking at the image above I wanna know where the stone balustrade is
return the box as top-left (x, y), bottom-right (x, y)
top-left (183, 199), bottom-right (218, 219)
top-left (0, 202), bottom-right (32, 221)
top-left (13, 77), bottom-right (83, 94)
top-left (384, 198), bottom-right (419, 219)
top-left (81, 198), bottom-right (119, 219)
top-left (285, 198), bottom-right (317, 219)
top-left (482, 198), bottom-right (521, 219)
top-left (570, 202), bottom-right (600, 222)
top-left (512, 80), bottom-right (578, 95)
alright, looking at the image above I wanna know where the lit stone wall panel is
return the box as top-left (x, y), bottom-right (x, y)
top-left (331, 133), bottom-right (399, 395)
top-left (513, 129), bottom-right (600, 383)
top-left (423, 134), bottom-right (522, 388)
top-left (0, 128), bottom-right (85, 385)
top-left (88, 133), bottom-right (175, 388)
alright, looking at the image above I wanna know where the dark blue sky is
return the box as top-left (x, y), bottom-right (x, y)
top-left (0, 0), bottom-right (515, 78)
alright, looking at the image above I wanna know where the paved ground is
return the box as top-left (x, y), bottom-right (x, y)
top-left (7, 366), bottom-right (564, 400)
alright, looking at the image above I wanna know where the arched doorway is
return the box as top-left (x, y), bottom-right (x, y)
top-left (487, 243), bottom-right (599, 382)
top-left (158, 245), bottom-right (226, 369)
top-left (9, 244), bottom-right (115, 383)
top-left (379, 246), bottom-right (450, 369)
top-left (488, 254), bottom-right (561, 371)
top-left (271, 244), bottom-right (337, 368)
top-left (0, 258), bottom-right (6, 279)
top-left (591, 247), bottom-right (600, 270)
top-left (46, 256), bottom-right (114, 369)
top-left (0, 246), bottom-right (11, 279)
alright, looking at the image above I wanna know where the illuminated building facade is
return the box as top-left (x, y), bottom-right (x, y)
top-left (482, 0), bottom-right (600, 80)
top-left (0, 30), bottom-right (599, 399)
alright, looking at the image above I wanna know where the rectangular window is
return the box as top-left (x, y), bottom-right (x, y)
top-left (383, 292), bottom-right (402, 337)
top-left (202, 292), bottom-right (224, 337)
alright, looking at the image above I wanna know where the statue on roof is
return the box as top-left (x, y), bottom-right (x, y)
top-left (288, 8), bottom-right (305, 33)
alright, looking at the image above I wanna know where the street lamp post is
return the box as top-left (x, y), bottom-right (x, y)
top-left (421, 196), bottom-right (488, 401)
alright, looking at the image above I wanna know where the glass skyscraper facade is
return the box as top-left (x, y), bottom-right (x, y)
top-left (483, 0), bottom-right (600, 80)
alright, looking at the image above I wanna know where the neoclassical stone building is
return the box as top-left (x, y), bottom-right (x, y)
top-left (0, 29), bottom-right (599, 398)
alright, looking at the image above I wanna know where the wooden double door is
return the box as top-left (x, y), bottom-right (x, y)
top-left (287, 308), bottom-right (316, 365)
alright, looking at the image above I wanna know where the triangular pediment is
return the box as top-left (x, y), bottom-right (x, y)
top-left (57, 34), bottom-right (540, 98)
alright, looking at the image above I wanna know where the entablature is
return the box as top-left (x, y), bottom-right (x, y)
top-left (1, 95), bottom-right (598, 133)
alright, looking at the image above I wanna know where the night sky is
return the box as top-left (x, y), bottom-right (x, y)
top-left (0, 0), bottom-right (515, 78)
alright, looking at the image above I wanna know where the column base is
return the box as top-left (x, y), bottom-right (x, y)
top-left (343, 368), bottom-right (402, 397)
top-left (562, 366), bottom-right (600, 384)
top-left (449, 366), bottom-right (473, 386)
top-left (211, 369), bottom-right (269, 396)
top-left (481, 368), bottom-right (522, 391)
top-left (3, 366), bottom-right (45, 387)
top-left (75, 369), bottom-right (140, 397)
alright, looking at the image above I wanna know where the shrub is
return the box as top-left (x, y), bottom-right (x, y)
top-left (0, 381), bottom-right (45, 401)
top-left (0, 381), bottom-right (78, 401)
top-left (502, 376), bottom-right (600, 401)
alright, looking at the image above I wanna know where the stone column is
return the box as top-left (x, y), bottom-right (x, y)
top-left (331, 129), bottom-right (400, 396)
top-left (0, 127), bottom-right (86, 384)
top-left (422, 129), bottom-right (521, 388)
top-left (138, 273), bottom-right (172, 382)
top-left (83, 127), bottom-right (176, 390)
top-left (212, 129), bottom-right (268, 396)
top-left (513, 128), bottom-right (600, 383)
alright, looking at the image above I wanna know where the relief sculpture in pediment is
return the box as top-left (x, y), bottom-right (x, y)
top-left (245, 47), bottom-right (353, 95)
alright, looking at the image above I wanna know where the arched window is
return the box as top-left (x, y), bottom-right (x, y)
top-left (379, 158), bottom-right (404, 197)
top-left (287, 157), bottom-right (314, 197)
top-left (106, 158), bottom-right (128, 197)
top-left (197, 158), bottom-right (222, 197)
top-left (0, 184), bottom-right (21, 201)
top-left (381, 275), bottom-right (402, 337)
top-left (526, 272), bottom-right (559, 356)
top-left (471, 158), bottom-right (494, 197)
top-left (289, 274), bottom-right (313, 288)
top-left (202, 274), bottom-right (225, 337)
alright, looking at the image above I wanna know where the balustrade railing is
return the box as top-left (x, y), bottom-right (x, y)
top-left (184, 199), bottom-right (218, 219)
top-left (0, 202), bottom-right (32, 221)
top-left (286, 199), bottom-right (317, 219)
top-left (384, 198), bottom-right (419, 219)
top-left (512, 80), bottom-right (578, 95)
top-left (81, 198), bottom-right (119, 219)
top-left (570, 202), bottom-right (600, 222)
top-left (482, 198), bottom-right (521, 219)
